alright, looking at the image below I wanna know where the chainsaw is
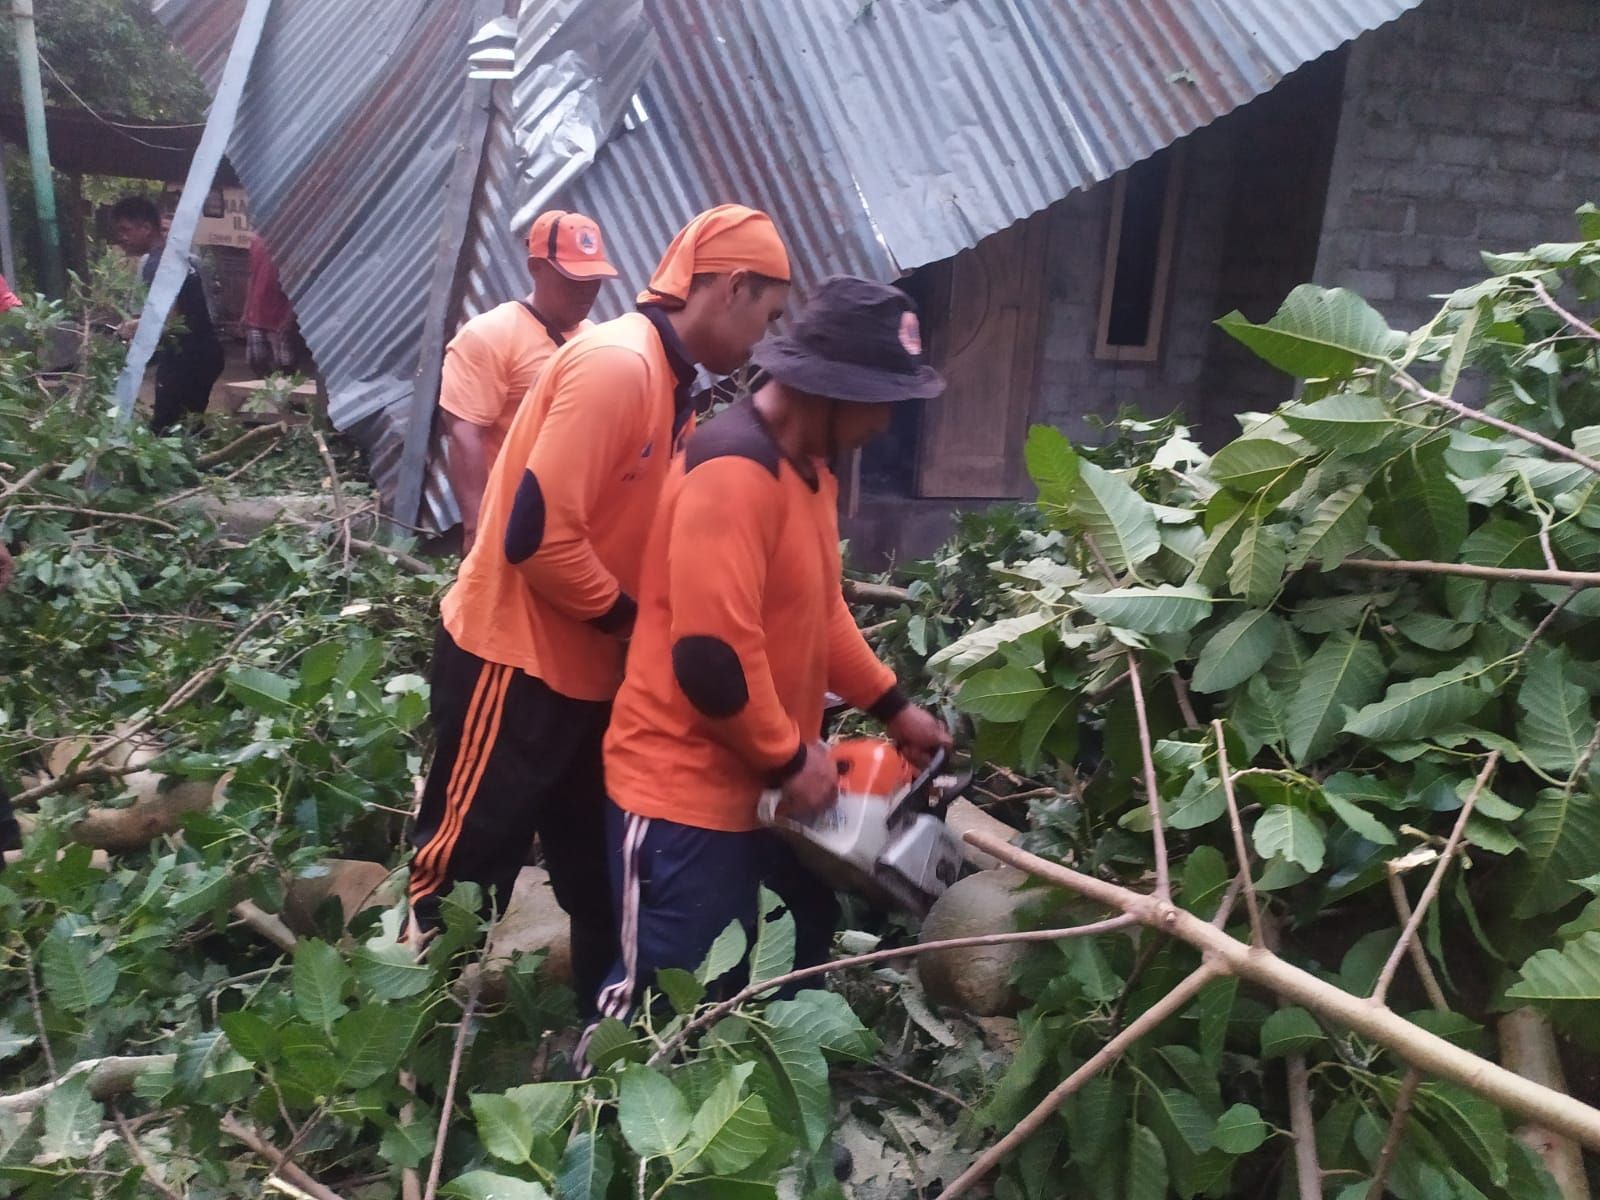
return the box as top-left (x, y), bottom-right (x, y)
top-left (757, 738), bottom-right (968, 914)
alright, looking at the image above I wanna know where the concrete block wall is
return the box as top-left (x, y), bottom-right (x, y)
top-left (1315, 0), bottom-right (1600, 330)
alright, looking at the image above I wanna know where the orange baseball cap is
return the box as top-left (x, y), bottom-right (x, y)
top-left (527, 210), bottom-right (618, 280)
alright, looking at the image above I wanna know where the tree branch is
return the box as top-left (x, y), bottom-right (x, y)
top-left (842, 579), bottom-right (912, 607)
top-left (935, 960), bottom-right (1226, 1199)
top-left (1365, 1068), bottom-right (1422, 1200)
top-left (112, 1104), bottom-right (185, 1200)
top-left (1126, 651), bottom-right (1171, 899)
top-left (1370, 751), bottom-right (1500, 1007)
top-left (1344, 558), bottom-right (1600, 588)
top-left (1531, 279), bottom-right (1600, 346)
top-left (1385, 868), bottom-right (1449, 1013)
top-left (219, 1114), bottom-right (346, 1200)
top-left (194, 423), bottom-right (288, 471)
top-left (1286, 1051), bottom-right (1322, 1200)
top-left (1213, 721), bottom-right (1264, 945)
top-left (0, 1054), bottom-right (176, 1114)
top-left (647, 914), bottom-right (1138, 1067)
top-left (962, 828), bottom-right (1600, 1149)
top-left (423, 981), bottom-right (480, 1200)
top-left (5, 503), bottom-right (179, 532)
top-left (1389, 370), bottom-right (1600, 477)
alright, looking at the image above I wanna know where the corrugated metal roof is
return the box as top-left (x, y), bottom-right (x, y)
top-left (566, 0), bottom-right (1425, 307)
top-left (156, 0), bottom-right (1425, 526)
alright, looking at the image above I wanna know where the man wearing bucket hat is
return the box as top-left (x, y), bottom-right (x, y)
top-left (590, 276), bottom-right (952, 1029)
top-left (408, 205), bottom-right (791, 1018)
top-left (439, 210), bottom-right (619, 554)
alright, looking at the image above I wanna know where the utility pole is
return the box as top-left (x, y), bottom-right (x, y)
top-left (11, 0), bottom-right (65, 297)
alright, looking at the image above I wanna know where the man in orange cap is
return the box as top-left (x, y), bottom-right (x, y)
top-left (439, 210), bottom-right (619, 553)
top-left (408, 204), bottom-right (791, 1020)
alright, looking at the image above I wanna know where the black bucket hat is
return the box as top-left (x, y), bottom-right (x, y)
top-left (750, 275), bottom-right (946, 404)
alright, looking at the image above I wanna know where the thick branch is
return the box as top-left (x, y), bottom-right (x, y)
top-left (963, 829), bottom-right (1600, 1149)
top-left (648, 914), bottom-right (1137, 1067)
top-left (1286, 1052), bottom-right (1322, 1200)
top-left (0, 1054), bottom-right (176, 1114)
top-left (841, 579), bottom-right (912, 607)
top-left (195, 423), bottom-right (288, 470)
top-left (1344, 558), bottom-right (1600, 588)
top-left (233, 900), bottom-right (298, 953)
top-left (1371, 751), bottom-right (1500, 1007)
top-left (935, 960), bottom-right (1225, 1199)
top-left (219, 1114), bottom-right (346, 1200)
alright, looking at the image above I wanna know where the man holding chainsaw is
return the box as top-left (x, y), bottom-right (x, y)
top-left (592, 276), bottom-right (952, 1027)
top-left (407, 205), bottom-right (792, 1017)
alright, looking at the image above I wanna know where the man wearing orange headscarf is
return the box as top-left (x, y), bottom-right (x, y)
top-left (408, 205), bottom-right (790, 1019)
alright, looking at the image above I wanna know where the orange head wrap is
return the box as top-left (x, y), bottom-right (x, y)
top-left (637, 204), bottom-right (791, 308)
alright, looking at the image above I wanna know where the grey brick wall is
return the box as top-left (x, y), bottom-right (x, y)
top-left (1315, 0), bottom-right (1600, 330)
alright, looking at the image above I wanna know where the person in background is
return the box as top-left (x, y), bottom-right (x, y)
top-left (406, 205), bottom-right (792, 1019)
top-left (110, 195), bottom-right (225, 435)
top-left (0, 274), bottom-right (19, 314)
top-left (439, 211), bottom-right (618, 554)
top-left (243, 234), bottom-right (303, 378)
top-left (592, 277), bottom-right (951, 1032)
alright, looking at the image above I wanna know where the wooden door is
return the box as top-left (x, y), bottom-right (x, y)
top-left (915, 211), bottom-right (1050, 498)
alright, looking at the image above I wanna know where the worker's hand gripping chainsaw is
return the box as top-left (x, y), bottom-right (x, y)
top-left (757, 738), bottom-right (968, 914)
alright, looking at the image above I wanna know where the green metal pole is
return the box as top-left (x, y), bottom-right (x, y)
top-left (11, 0), bottom-right (64, 297)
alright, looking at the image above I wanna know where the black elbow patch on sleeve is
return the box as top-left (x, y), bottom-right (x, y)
top-left (588, 592), bottom-right (637, 635)
top-left (504, 470), bottom-right (546, 563)
top-left (672, 636), bottom-right (749, 718)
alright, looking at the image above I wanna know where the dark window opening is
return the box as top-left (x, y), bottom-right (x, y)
top-left (1096, 146), bottom-right (1184, 362)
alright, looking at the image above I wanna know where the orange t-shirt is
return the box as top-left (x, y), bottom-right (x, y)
top-left (605, 400), bottom-right (901, 833)
top-left (438, 301), bottom-right (591, 465)
top-left (439, 308), bottom-right (697, 701)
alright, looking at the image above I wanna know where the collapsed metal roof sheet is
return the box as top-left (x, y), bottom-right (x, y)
top-left (156, 0), bottom-right (1424, 528)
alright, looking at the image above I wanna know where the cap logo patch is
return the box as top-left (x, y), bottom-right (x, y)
top-left (577, 228), bottom-right (598, 255)
top-left (898, 311), bottom-right (923, 356)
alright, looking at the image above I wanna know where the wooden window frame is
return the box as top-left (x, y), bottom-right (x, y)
top-left (1094, 145), bottom-right (1185, 364)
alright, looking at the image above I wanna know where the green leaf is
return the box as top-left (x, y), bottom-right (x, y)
top-left (1197, 977), bottom-right (1237, 1068)
top-left (927, 612), bottom-right (1055, 678)
top-left (1383, 443), bottom-right (1468, 561)
top-left (217, 1011), bottom-right (278, 1065)
top-left (1216, 284), bottom-right (1404, 379)
top-left (1344, 663), bottom-right (1489, 742)
top-left (1209, 437), bottom-right (1305, 494)
top-left (1192, 610), bottom-right (1283, 694)
top-left (381, 1116), bottom-right (437, 1170)
top-left (39, 932), bottom-right (119, 1013)
top-left (1067, 461), bottom-right (1161, 573)
top-left (957, 664), bottom-right (1049, 722)
top-left (1149, 1089), bottom-right (1214, 1153)
top-left (1018, 691), bottom-right (1073, 772)
top-left (1281, 394), bottom-right (1399, 452)
top-left (354, 938), bottom-right (433, 1001)
top-left (335, 1003), bottom-right (424, 1088)
top-left (1180, 845), bottom-right (1231, 919)
top-left (1063, 1076), bottom-right (1124, 1167)
top-left (1260, 1007), bottom-right (1322, 1059)
top-left (749, 887), bottom-right (796, 997)
top-left (175, 1028), bottom-right (252, 1104)
top-left (1071, 584), bottom-right (1214, 634)
top-left (556, 1131), bottom-right (614, 1200)
top-left (1516, 788), bottom-right (1600, 916)
top-left (1166, 771), bottom-right (1227, 831)
top-left (618, 1065), bottom-right (691, 1159)
top-left (472, 1093), bottom-right (535, 1165)
top-left (292, 939), bottom-right (350, 1033)
top-left (224, 664), bottom-right (297, 714)
top-left (1285, 632), bottom-right (1385, 761)
top-left (1025, 424), bottom-right (1080, 505)
top-left (1288, 483), bottom-right (1372, 572)
top-left (1252, 807), bottom-right (1326, 873)
top-left (1321, 789), bottom-right (1396, 845)
top-left (39, 1072), bottom-right (100, 1162)
top-left (499, 1082), bottom-right (582, 1141)
top-left (748, 992), bottom-right (876, 1150)
top-left (1508, 931), bottom-right (1600, 1001)
top-left (1126, 1122), bottom-right (1168, 1200)
top-left (1413, 1082), bottom-right (1509, 1188)
top-left (696, 921), bottom-right (748, 987)
top-left (579, 1018), bottom-right (638, 1072)
top-left (439, 1171), bottom-right (550, 1200)
top-left (1211, 1103), bottom-right (1268, 1155)
top-left (1227, 518), bottom-right (1287, 605)
top-left (657, 968), bottom-right (706, 1015)
top-left (1517, 647), bottom-right (1595, 775)
top-left (681, 1062), bottom-right (771, 1175)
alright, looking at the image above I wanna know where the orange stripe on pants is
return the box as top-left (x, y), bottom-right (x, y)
top-left (410, 662), bottom-right (507, 899)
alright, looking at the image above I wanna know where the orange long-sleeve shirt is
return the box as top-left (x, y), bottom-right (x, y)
top-left (605, 400), bottom-right (904, 832)
top-left (440, 307), bottom-right (696, 701)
